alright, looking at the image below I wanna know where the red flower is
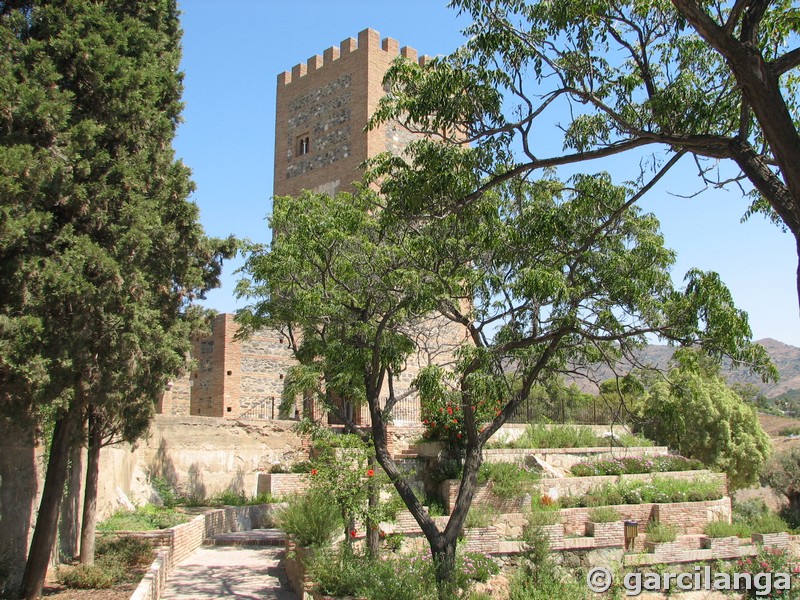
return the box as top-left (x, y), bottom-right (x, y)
top-left (471, 405), bottom-right (476, 412)
top-left (350, 529), bottom-right (357, 538)
top-left (452, 419), bottom-right (458, 424)
top-left (447, 406), bottom-right (453, 415)
top-left (311, 469), bottom-right (318, 475)
top-left (456, 433), bottom-right (462, 439)
top-left (366, 469), bottom-right (375, 477)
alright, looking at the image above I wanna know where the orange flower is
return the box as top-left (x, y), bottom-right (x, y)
top-left (366, 469), bottom-right (375, 477)
top-left (311, 469), bottom-right (318, 475)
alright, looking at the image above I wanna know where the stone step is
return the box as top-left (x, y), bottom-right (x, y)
top-left (204, 528), bottom-right (286, 547)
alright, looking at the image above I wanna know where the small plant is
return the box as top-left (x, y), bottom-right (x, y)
top-left (778, 425), bottom-right (800, 437)
top-left (58, 564), bottom-right (120, 589)
top-left (211, 489), bottom-right (248, 506)
top-left (644, 521), bottom-right (678, 543)
top-left (749, 512), bottom-right (790, 534)
top-left (478, 462), bottom-right (539, 499)
top-left (705, 520), bottom-right (752, 538)
top-left (150, 476), bottom-right (179, 509)
top-left (589, 506), bottom-right (620, 523)
top-left (459, 551), bottom-right (500, 583)
top-left (97, 504), bottom-right (189, 531)
top-left (382, 531), bottom-right (404, 551)
top-left (527, 510), bottom-right (560, 526)
top-left (464, 504), bottom-right (498, 529)
top-left (276, 490), bottom-right (342, 548)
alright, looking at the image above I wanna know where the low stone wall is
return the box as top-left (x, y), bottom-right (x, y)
top-left (256, 473), bottom-right (310, 497)
top-left (539, 470), bottom-right (727, 498)
top-left (128, 504), bottom-right (271, 600)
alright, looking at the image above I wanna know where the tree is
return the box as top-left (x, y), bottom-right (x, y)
top-left (239, 177), bottom-right (770, 594)
top-left (368, 0), bottom-right (800, 307)
top-left (762, 447), bottom-right (800, 517)
top-left (0, 2), bottom-right (231, 597)
top-left (634, 348), bottom-right (772, 489)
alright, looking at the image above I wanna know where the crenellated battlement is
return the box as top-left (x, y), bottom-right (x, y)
top-left (277, 27), bottom-right (432, 85)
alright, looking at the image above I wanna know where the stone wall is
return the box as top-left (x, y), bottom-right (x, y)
top-left (482, 446), bottom-right (669, 469)
top-left (538, 470), bottom-right (728, 498)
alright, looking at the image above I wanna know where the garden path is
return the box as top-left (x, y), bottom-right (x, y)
top-left (161, 546), bottom-right (297, 600)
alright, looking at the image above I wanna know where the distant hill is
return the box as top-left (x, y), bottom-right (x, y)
top-left (569, 338), bottom-right (800, 399)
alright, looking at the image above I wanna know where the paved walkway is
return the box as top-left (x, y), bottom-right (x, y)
top-left (161, 546), bottom-right (297, 600)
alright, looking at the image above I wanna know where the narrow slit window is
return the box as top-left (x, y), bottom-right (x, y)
top-left (297, 135), bottom-right (310, 156)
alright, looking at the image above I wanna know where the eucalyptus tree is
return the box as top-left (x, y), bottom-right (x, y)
top-left (369, 0), bottom-right (800, 305)
top-left (239, 173), bottom-right (771, 593)
top-left (0, 2), bottom-right (231, 597)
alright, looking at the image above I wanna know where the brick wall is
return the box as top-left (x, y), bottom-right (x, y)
top-left (441, 480), bottom-right (533, 515)
top-left (257, 473), bottom-right (311, 497)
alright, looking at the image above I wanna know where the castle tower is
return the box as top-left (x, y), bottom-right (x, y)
top-left (273, 28), bottom-right (431, 199)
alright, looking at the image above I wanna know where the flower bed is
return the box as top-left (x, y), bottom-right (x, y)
top-left (557, 475), bottom-right (724, 508)
top-left (570, 454), bottom-right (704, 476)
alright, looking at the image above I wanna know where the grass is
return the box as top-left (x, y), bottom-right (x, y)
top-left (97, 504), bottom-right (190, 531)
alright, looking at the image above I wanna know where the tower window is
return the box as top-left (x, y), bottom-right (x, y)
top-left (297, 134), bottom-right (310, 156)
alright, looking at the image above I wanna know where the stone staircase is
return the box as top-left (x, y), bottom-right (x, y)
top-left (204, 528), bottom-right (287, 547)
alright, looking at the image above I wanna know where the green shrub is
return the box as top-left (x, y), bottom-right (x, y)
top-left (276, 490), bottom-right (342, 548)
top-left (705, 520), bottom-right (752, 538)
top-left (465, 504), bottom-right (498, 529)
top-left (570, 455), bottom-right (704, 476)
top-left (749, 512), bottom-right (790, 534)
top-left (503, 424), bottom-right (653, 450)
top-left (588, 506), bottom-right (620, 523)
top-left (645, 521), bottom-right (678, 543)
top-left (478, 462), bottom-right (539, 499)
top-left (96, 536), bottom-right (153, 567)
top-left (558, 476), bottom-right (723, 508)
top-left (459, 551), bottom-right (499, 583)
top-left (527, 510), bottom-right (560, 526)
top-left (58, 564), bottom-right (121, 589)
top-left (211, 489), bottom-right (248, 506)
top-left (778, 426), bottom-right (800, 437)
top-left (733, 498), bottom-right (770, 523)
top-left (508, 564), bottom-right (591, 600)
top-left (150, 477), bottom-right (179, 509)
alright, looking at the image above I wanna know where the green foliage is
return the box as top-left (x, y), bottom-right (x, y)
top-left (307, 548), bottom-right (438, 600)
top-left (705, 520), bottom-right (752, 538)
top-left (588, 506), bottom-right (620, 523)
top-left (58, 536), bottom-right (153, 589)
top-left (558, 476), bottom-right (724, 508)
top-left (736, 548), bottom-right (797, 598)
top-left (96, 505), bottom-right (189, 531)
top-left (779, 426), bottom-right (800, 437)
top-left (276, 490), bottom-right (342, 548)
top-left (478, 462), bottom-right (540, 499)
top-left (636, 348), bottom-right (773, 490)
top-left (499, 424), bottom-right (652, 450)
top-left (644, 522), bottom-right (678, 543)
top-left (570, 454), bottom-right (704, 476)
top-left (464, 504), bottom-right (498, 529)
top-left (151, 477), bottom-right (179, 509)
top-left (459, 552), bottom-right (500, 583)
top-left (763, 447), bottom-right (800, 508)
top-left (749, 513), bottom-right (791, 534)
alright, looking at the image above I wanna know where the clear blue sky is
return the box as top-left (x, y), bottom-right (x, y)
top-left (173, 1), bottom-right (800, 347)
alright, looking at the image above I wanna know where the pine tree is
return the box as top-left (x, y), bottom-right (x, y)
top-left (0, 2), bottom-right (233, 597)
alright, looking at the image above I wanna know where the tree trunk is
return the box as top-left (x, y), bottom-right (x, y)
top-left (431, 538), bottom-right (458, 600)
top-left (366, 455), bottom-right (380, 556)
top-left (79, 409), bottom-right (102, 565)
top-left (21, 407), bottom-right (80, 600)
top-left (57, 439), bottom-right (84, 563)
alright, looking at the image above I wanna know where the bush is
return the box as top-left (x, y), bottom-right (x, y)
top-left (459, 552), bottom-right (500, 583)
top-left (749, 512), bottom-right (790, 534)
top-left (276, 490), bottom-right (342, 548)
top-left (96, 536), bottom-right (153, 567)
top-left (58, 564), bottom-right (121, 589)
top-left (570, 454), bottom-right (704, 476)
top-left (644, 521), bottom-right (678, 543)
top-left (502, 424), bottom-right (653, 450)
top-left (211, 489), bottom-right (248, 506)
top-left (465, 504), bottom-right (498, 529)
top-left (527, 510), bottom-right (560, 526)
top-left (778, 426), bottom-right (800, 437)
top-left (478, 462), bottom-right (539, 499)
top-left (705, 520), bottom-right (752, 538)
top-left (150, 476), bottom-right (179, 509)
top-left (588, 506), bottom-right (620, 523)
top-left (558, 476), bottom-right (723, 508)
